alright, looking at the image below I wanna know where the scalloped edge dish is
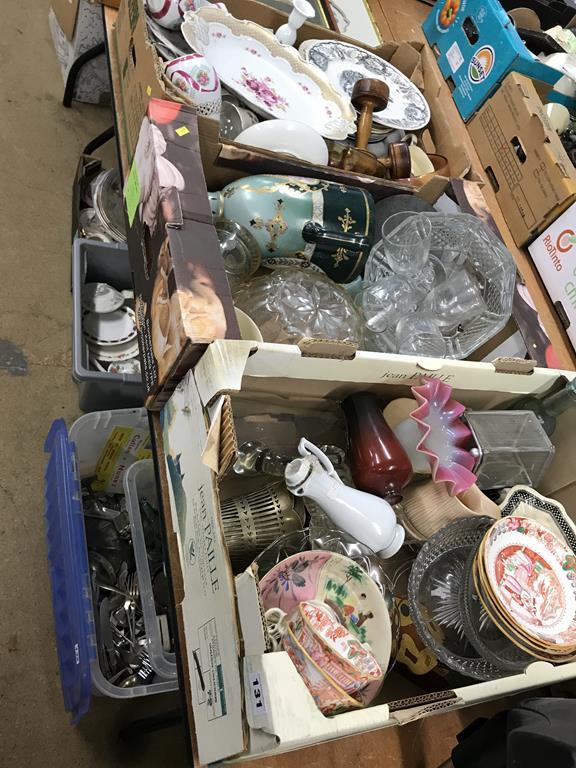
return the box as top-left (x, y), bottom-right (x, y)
top-left (181, 8), bottom-right (356, 139)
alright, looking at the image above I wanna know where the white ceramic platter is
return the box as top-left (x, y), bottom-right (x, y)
top-left (181, 8), bottom-right (356, 139)
top-left (299, 39), bottom-right (430, 131)
top-left (82, 306), bottom-right (137, 346)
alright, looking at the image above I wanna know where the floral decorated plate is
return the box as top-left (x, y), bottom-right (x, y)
top-left (299, 39), bottom-right (430, 131)
top-left (259, 550), bottom-right (392, 673)
top-left (182, 9), bottom-right (356, 139)
top-left (483, 516), bottom-right (576, 645)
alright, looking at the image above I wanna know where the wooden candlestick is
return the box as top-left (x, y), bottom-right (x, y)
top-left (352, 78), bottom-right (390, 151)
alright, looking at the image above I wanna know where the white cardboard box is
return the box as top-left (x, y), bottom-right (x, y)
top-left (159, 340), bottom-right (576, 765)
top-left (528, 202), bottom-right (576, 354)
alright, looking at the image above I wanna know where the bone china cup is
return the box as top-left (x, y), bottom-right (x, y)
top-left (282, 623), bottom-right (364, 715)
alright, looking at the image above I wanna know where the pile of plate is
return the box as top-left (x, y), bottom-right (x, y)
top-left (469, 515), bottom-right (576, 664)
top-left (82, 282), bottom-right (140, 374)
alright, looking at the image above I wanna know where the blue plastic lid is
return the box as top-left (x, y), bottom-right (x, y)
top-left (44, 419), bottom-right (95, 723)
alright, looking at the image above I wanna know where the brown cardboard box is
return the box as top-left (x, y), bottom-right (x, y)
top-left (468, 72), bottom-right (576, 248)
top-left (110, 0), bottom-right (475, 187)
top-left (126, 99), bottom-right (239, 410)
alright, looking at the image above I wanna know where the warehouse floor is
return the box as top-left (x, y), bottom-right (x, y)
top-left (0, 2), bottom-right (521, 766)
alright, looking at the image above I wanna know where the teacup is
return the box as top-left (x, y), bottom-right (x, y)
top-left (281, 623), bottom-right (364, 715)
top-left (267, 600), bottom-right (383, 700)
top-left (164, 54), bottom-right (221, 117)
top-left (147, 0), bottom-right (225, 30)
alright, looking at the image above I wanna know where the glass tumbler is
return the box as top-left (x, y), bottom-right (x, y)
top-left (381, 213), bottom-right (432, 277)
top-left (355, 276), bottom-right (416, 333)
top-left (396, 315), bottom-right (446, 357)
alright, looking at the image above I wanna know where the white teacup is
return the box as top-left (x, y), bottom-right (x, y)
top-left (146, 0), bottom-right (224, 30)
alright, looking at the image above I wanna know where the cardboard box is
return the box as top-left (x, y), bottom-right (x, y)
top-left (126, 100), bottom-right (239, 410)
top-left (422, 0), bottom-right (564, 120)
top-left (49, 0), bottom-right (111, 105)
top-left (110, 0), bottom-right (475, 186)
top-left (528, 201), bottom-right (576, 354)
top-left (159, 339), bottom-right (576, 764)
top-left (468, 72), bottom-right (576, 247)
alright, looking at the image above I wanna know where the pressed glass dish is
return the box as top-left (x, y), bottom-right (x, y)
top-left (363, 213), bottom-right (516, 359)
top-left (407, 516), bottom-right (505, 681)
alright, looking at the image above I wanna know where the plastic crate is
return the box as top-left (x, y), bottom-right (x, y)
top-left (124, 460), bottom-right (178, 680)
top-left (72, 238), bottom-right (144, 411)
top-left (44, 409), bottom-right (178, 723)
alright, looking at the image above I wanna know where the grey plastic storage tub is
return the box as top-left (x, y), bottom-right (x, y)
top-left (124, 460), bottom-right (178, 680)
top-left (72, 238), bottom-right (144, 411)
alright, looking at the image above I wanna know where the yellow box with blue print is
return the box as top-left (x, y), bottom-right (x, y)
top-left (422, 0), bottom-right (566, 120)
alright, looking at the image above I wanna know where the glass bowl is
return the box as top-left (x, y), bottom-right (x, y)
top-left (362, 213), bottom-right (516, 360)
top-left (233, 268), bottom-right (364, 346)
top-left (407, 516), bottom-right (505, 680)
top-left (459, 547), bottom-right (533, 674)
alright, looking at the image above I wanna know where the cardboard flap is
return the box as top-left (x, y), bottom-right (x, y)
top-left (492, 357), bottom-right (536, 375)
top-left (194, 340), bottom-right (254, 406)
top-left (236, 568), bottom-right (268, 656)
top-left (244, 653), bottom-right (391, 743)
top-left (420, 45), bottom-right (472, 178)
top-left (391, 697), bottom-right (463, 725)
top-left (163, 372), bottom-right (246, 764)
top-left (297, 339), bottom-right (357, 360)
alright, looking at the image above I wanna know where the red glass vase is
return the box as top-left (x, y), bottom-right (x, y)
top-left (342, 392), bottom-right (413, 504)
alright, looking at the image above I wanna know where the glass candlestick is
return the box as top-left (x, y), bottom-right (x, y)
top-left (342, 392), bottom-right (413, 504)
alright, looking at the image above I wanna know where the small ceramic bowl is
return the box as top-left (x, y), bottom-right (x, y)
top-left (146, 0), bottom-right (194, 30)
top-left (234, 119), bottom-right (330, 166)
top-left (289, 600), bottom-right (383, 697)
top-left (282, 623), bottom-right (364, 715)
top-left (235, 308), bottom-right (263, 342)
top-left (164, 54), bottom-right (221, 117)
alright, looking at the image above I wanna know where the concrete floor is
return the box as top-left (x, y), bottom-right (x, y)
top-left (0, 2), bottom-right (520, 766)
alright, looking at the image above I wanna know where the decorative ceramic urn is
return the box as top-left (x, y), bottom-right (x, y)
top-left (208, 174), bottom-right (375, 283)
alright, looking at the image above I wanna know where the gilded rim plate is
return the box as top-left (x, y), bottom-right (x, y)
top-left (182, 9), bottom-right (356, 139)
top-left (483, 516), bottom-right (576, 645)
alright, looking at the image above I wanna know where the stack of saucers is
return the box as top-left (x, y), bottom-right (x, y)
top-left (469, 515), bottom-right (576, 664)
top-left (82, 282), bottom-right (140, 371)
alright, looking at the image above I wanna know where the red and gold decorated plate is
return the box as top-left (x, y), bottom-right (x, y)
top-left (482, 516), bottom-right (576, 646)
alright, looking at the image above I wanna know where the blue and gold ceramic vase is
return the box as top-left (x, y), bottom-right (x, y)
top-left (208, 174), bottom-right (375, 283)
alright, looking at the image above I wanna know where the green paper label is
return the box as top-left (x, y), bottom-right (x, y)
top-left (124, 160), bottom-right (141, 227)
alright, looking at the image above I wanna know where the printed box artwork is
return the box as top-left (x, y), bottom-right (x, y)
top-left (422, 0), bottom-right (563, 120)
top-left (528, 202), bottom-right (576, 353)
top-left (125, 99), bottom-right (239, 410)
